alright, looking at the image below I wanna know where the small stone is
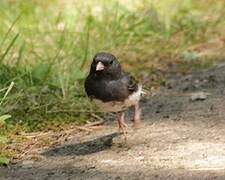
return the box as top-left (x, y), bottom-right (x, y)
top-left (115, 176), bottom-right (122, 180)
top-left (21, 160), bottom-right (34, 168)
top-left (190, 92), bottom-right (210, 101)
top-left (163, 115), bottom-right (170, 118)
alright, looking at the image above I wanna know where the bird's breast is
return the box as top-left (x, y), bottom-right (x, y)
top-left (92, 85), bottom-right (142, 112)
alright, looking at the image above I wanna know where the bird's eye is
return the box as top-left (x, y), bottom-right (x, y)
top-left (109, 60), bottom-right (113, 65)
top-left (93, 59), bottom-right (97, 64)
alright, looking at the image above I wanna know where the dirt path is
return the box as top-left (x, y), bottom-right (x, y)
top-left (2, 63), bottom-right (225, 180)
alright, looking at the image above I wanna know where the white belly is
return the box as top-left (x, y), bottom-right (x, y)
top-left (93, 85), bottom-right (142, 112)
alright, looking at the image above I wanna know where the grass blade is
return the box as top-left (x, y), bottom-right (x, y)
top-left (0, 33), bottom-right (19, 63)
top-left (0, 82), bottom-right (15, 106)
top-left (0, 13), bottom-right (22, 47)
top-left (15, 41), bottom-right (26, 66)
top-left (80, 16), bottom-right (91, 69)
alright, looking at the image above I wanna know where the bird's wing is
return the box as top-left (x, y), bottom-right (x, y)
top-left (124, 72), bottom-right (139, 93)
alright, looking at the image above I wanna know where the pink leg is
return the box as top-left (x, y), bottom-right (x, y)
top-left (133, 102), bottom-right (141, 129)
top-left (117, 111), bottom-right (128, 136)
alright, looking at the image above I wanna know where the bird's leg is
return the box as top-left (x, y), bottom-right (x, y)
top-left (117, 111), bottom-right (128, 136)
top-left (133, 102), bottom-right (141, 129)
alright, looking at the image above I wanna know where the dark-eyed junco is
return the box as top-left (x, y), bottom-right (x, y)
top-left (85, 52), bottom-right (142, 136)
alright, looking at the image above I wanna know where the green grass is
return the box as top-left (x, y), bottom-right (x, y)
top-left (0, 0), bottom-right (225, 160)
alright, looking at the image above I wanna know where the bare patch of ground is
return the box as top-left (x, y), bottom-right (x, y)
top-left (2, 63), bottom-right (225, 179)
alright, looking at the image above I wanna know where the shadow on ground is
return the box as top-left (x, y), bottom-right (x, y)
top-left (42, 132), bottom-right (119, 156)
top-left (1, 166), bottom-right (225, 180)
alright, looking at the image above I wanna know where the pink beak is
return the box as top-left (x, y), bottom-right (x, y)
top-left (96, 62), bottom-right (104, 71)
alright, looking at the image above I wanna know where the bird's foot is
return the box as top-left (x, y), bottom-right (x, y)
top-left (118, 124), bottom-right (128, 141)
top-left (133, 119), bottom-right (141, 130)
top-left (118, 121), bottom-right (128, 132)
top-left (117, 111), bottom-right (129, 141)
top-left (133, 102), bottom-right (141, 130)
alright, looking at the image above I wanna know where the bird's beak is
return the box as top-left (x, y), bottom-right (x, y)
top-left (96, 62), bottom-right (105, 71)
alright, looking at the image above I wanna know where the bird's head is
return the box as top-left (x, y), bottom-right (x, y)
top-left (90, 52), bottom-right (121, 78)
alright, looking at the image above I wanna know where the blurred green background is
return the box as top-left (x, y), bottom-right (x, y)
top-left (0, 0), bottom-right (224, 135)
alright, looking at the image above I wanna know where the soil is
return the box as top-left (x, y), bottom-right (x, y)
top-left (2, 63), bottom-right (225, 180)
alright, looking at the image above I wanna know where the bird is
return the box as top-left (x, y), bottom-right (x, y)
top-left (84, 52), bottom-right (142, 137)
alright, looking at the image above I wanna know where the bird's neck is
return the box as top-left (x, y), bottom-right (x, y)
top-left (93, 71), bottom-right (122, 80)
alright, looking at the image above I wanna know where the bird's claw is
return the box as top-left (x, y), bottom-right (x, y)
top-left (133, 119), bottom-right (141, 130)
